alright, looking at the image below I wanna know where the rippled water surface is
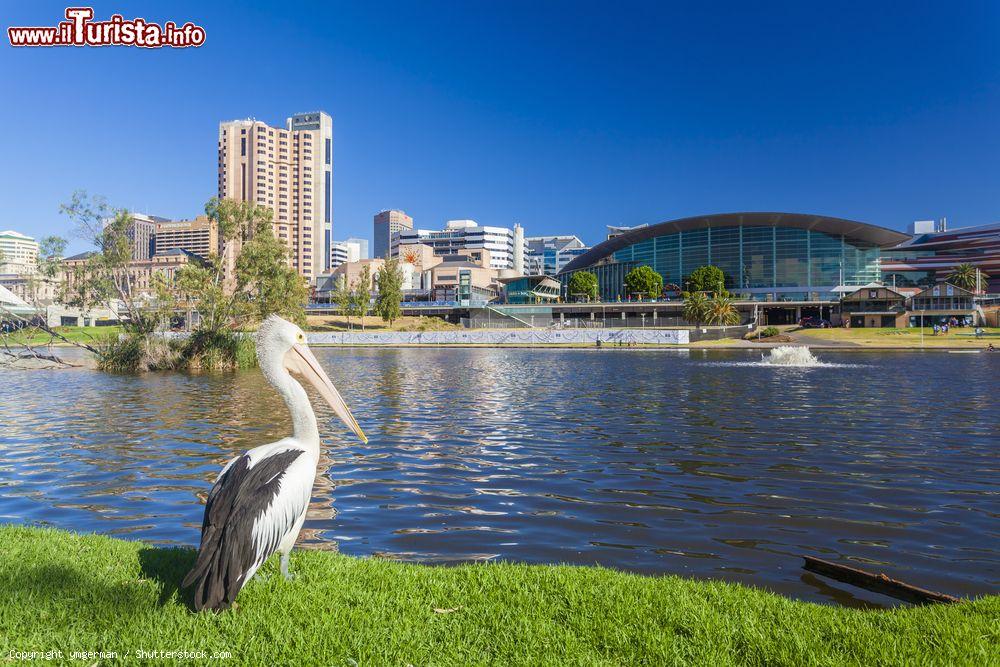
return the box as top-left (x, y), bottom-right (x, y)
top-left (2, 348), bottom-right (997, 606)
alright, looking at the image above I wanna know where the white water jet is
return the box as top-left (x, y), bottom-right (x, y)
top-left (761, 346), bottom-right (822, 367)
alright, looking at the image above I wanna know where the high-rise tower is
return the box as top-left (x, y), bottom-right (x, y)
top-left (218, 111), bottom-right (333, 278)
top-left (373, 209), bottom-right (413, 259)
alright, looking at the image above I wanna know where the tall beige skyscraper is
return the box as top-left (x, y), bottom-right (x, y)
top-left (218, 111), bottom-right (333, 279)
top-left (374, 209), bottom-right (413, 259)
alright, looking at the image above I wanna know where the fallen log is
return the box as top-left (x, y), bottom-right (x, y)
top-left (802, 556), bottom-right (960, 605)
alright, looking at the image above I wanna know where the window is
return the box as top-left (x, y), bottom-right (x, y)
top-left (240, 138), bottom-right (246, 157)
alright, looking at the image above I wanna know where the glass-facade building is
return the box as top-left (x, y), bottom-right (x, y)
top-left (558, 213), bottom-right (910, 302)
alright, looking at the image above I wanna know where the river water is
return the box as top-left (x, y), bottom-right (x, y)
top-left (1, 347), bottom-right (996, 607)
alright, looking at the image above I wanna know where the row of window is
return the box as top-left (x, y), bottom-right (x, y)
top-left (612, 226), bottom-right (880, 289)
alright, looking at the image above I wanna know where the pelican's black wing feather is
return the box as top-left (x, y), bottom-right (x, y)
top-left (182, 448), bottom-right (304, 611)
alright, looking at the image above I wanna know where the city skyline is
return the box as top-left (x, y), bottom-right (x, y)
top-left (3, 1), bottom-right (999, 256)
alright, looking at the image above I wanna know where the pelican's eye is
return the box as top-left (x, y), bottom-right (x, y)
top-left (297, 332), bottom-right (306, 343)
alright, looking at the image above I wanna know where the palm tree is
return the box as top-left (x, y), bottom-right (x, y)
top-left (683, 292), bottom-right (710, 326)
top-left (948, 263), bottom-right (987, 292)
top-left (706, 295), bottom-right (741, 326)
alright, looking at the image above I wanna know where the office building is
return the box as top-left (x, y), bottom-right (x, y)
top-left (0, 230), bottom-right (39, 275)
top-left (395, 219), bottom-right (526, 271)
top-left (154, 216), bottom-right (218, 258)
top-left (330, 239), bottom-right (363, 269)
top-left (125, 213), bottom-right (168, 261)
top-left (374, 210), bottom-right (412, 258)
top-left (525, 235), bottom-right (589, 276)
top-left (345, 237), bottom-right (369, 260)
top-left (218, 111), bottom-right (333, 278)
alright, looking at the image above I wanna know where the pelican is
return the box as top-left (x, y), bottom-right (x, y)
top-left (182, 315), bottom-right (367, 611)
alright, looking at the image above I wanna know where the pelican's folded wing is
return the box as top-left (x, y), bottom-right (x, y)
top-left (182, 448), bottom-right (310, 611)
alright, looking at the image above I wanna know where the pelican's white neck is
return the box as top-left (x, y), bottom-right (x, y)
top-left (261, 346), bottom-right (320, 455)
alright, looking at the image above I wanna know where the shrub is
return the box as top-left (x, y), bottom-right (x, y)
top-left (180, 329), bottom-right (257, 371)
top-left (761, 326), bottom-right (779, 338)
top-left (96, 333), bottom-right (182, 373)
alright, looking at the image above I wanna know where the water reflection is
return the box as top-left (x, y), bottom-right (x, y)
top-left (1, 348), bottom-right (998, 607)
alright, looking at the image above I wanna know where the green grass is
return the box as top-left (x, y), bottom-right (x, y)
top-left (795, 326), bottom-right (1000, 348)
top-left (306, 314), bottom-right (462, 332)
top-left (2, 527), bottom-right (997, 665)
top-left (4, 325), bottom-right (123, 346)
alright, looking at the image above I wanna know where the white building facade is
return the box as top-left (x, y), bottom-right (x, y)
top-left (344, 237), bottom-right (369, 260)
top-left (393, 219), bottom-right (526, 271)
top-left (0, 230), bottom-right (39, 275)
top-left (329, 239), bottom-right (364, 269)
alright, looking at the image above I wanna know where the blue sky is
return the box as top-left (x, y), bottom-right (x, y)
top-left (2, 1), bottom-right (998, 253)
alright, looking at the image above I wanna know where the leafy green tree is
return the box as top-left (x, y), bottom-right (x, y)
top-left (176, 197), bottom-right (305, 331)
top-left (334, 275), bottom-right (353, 329)
top-left (624, 266), bottom-right (663, 301)
top-left (687, 265), bottom-right (726, 295)
top-left (683, 292), bottom-right (710, 326)
top-left (374, 259), bottom-right (404, 326)
top-left (706, 295), bottom-right (740, 326)
top-left (948, 263), bottom-right (987, 292)
top-left (60, 192), bottom-right (153, 332)
top-left (567, 271), bottom-right (599, 302)
top-left (235, 227), bottom-right (307, 326)
top-left (350, 265), bottom-right (372, 331)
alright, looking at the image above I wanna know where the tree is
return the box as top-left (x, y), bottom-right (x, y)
top-left (234, 226), bottom-right (307, 326)
top-left (567, 271), bottom-right (599, 302)
top-left (334, 275), bottom-right (352, 329)
top-left (687, 265), bottom-right (725, 295)
top-left (176, 197), bottom-right (306, 331)
top-left (948, 263), bottom-right (987, 292)
top-left (705, 295), bottom-right (740, 326)
top-left (683, 291), bottom-right (710, 326)
top-left (25, 235), bottom-right (67, 305)
top-left (374, 259), bottom-right (404, 326)
top-left (624, 266), bottom-right (663, 301)
top-left (60, 191), bottom-right (154, 332)
top-left (351, 265), bottom-right (372, 331)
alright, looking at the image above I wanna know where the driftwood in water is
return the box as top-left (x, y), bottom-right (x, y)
top-left (802, 556), bottom-right (960, 605)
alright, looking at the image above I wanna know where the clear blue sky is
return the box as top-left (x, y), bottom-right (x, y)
top-left (3, 1), bottom-right (998, 253)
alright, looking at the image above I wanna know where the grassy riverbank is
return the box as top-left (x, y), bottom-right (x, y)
top-left (793, 326), bottom-right (1000, 348)
top-left (307, 314), bottom-right (461, 331)
top-left (2, 526), bottom-right (997, 665)
top-left (5, 325), bottom-right (123, 347)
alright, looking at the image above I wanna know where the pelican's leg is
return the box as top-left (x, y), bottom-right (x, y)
top-left (280, 550), bottom-right (294, 581)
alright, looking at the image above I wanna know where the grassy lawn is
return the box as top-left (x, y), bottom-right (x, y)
top-left (794, 327), bottom-right (1000, 348)
top-left (3, 325), bottom-right (123, 347)
top-left (1, 527), bottom-right (996, 665)
top-left (306, 314), bottom-right (461, 332)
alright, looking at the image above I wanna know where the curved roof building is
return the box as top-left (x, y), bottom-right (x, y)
top-left (558, 212), bottom-right (910, 302)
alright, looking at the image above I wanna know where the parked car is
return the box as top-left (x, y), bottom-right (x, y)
top-left (798, 316), bottom-right (832, 328)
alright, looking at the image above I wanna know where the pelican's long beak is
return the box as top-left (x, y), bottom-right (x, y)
top-left (284, 343), bottom-right (368, 443)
